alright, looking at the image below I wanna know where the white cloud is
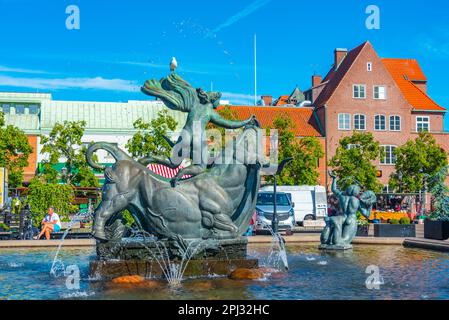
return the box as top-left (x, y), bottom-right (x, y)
top-left (212, 0), bottom-right (271, 34)
top-left (221, 92), bottom-right (258, 105)
top-left (0, 75), bottom-right (139, 92)
top-left (0, 65), bottom-right (49, 74)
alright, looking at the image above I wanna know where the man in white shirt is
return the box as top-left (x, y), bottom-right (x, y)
top-left (34, 207), bottom-right (62, 240)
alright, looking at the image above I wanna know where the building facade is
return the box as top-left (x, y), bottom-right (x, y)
top-left (0, 92), bottom-right (187, 182)
top-left (304, 41), bottom-right (448, 189)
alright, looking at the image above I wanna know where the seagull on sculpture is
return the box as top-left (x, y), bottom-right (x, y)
top-left (170, 57), bottom-right (178, 72)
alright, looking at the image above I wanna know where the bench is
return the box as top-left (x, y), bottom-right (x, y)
top-left (0, 231), bottom-right (12, 240)
top-left (50, 222), bottom-right (93, 239)
top-left (0, 211), bottom-right (27, 240)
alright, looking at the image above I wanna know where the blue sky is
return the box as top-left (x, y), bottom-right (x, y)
top-left (0, 0), bottom-right (449, 130)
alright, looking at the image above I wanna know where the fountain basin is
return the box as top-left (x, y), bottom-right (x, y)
top-left (2, 244), bottom-right (449, 299)
top-left (93, 237), bottom-right (258, 279)
top-left (90, 258), bottom-right (258, 280)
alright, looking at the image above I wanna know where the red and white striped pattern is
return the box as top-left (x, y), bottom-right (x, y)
top-left (147, 163), bottom-right (190, 179)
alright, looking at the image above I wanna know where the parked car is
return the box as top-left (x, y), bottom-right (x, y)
top-left (254, 191), bottom-right (295, 233)
top-left (261, 185), bottom-right (328, 225)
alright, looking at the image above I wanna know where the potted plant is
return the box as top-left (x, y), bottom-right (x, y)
top-left (425, 166), bottom-right (449, 240)
top-left (374, 217), bottom-right (415, 237)
top-left (356, 212), bottom-right (369, 237)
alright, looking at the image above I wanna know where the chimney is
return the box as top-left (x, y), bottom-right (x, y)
top-left (334, 48), bottom-right (348, 68)
top-left (261, 95), bottom-right (273, 106)
top-left (312, 75), bottom-right (322, 87)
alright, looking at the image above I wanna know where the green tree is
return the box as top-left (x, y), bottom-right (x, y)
top-left (268, 115), bottom-right (324, 185)
top-left (329, 131), bottom-right (384, 192)
top-left (39, 120), bottom-right (98, 187)
top-left (126, 109), bottom-right (178, 159)
top-left (428, 166), bottom-right (449, 221)
top-left (0, 111), bottom-right (33, 187)
top-left (389, 132), bottom-right (448, 193)
top-left (27, 177), bottom-right (77, 226)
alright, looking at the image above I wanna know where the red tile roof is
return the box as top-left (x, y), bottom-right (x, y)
top-left (219, 106), bottom-right (322, 137)
top-left (313, 42), bottom-right (368, 108)
top-left (274, 95), bottom-right (290, 106)
top-left (381, 58), bottom-right (445, 112)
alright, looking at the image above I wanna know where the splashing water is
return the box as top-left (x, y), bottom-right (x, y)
top-left (126, 229), bottom-right (218, 288)
top-left (50, 210), bottom-right (93, 278)
top-left (49, 213), bottom-right (215, 288)
top-left (256, 221), bottom-right (289, 271)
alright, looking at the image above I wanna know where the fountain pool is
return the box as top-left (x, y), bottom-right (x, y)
top-left (0, 244), bottom-right (448, 300)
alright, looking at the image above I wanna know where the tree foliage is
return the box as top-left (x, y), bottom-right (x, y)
top-left (39, 121), bottom-right (99, 187)
top-left (428, 166), bottom-right (449, 221)
top-left (268, 114), bottom-right (324, 185)
top-left (126, 109), bottom-right (178, 159)
top-left (27, 177), bottom-right (77, 226)
top-left (389, 132), bottom-right (448, 193)
top-left (328, 131), bottom-right (384, 192)
top-left (0, 111), bottom-right (33, 187)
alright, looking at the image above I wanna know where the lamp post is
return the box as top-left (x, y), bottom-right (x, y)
top-left (271, 157), bottom-right (293, 234)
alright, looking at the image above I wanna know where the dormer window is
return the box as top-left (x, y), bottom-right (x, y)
top-left (367, 62), bottom-right (373, 72)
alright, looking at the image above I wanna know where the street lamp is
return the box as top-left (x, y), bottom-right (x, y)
top-left (271, 157), bottom-right (293, 234)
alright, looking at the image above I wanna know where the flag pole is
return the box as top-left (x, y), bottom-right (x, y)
top-left (254, 34), bottom-right (257, 106)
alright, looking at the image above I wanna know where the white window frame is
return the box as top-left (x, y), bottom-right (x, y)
top-left (354, 114), bottom-right (366, 131)
top-left (389, 115), bottom-right (401, 132)
top-left (373, 85), bottom-right (387, 100)
top-left (353, 84), bottom-right (366, 99)
top-left (338, 113), bottom-right (351, 131)
top-left (416, 116), bottom-right (430, 132)
top-left (367, 62), bottom-right (372, 72)
top-left (374, 114), bottom-right (386, 131)
top-left (380, 145), bottom-right (397, 166)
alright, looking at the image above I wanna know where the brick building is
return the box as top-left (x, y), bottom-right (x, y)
top-left (303, 41), bottom-right (448, 190)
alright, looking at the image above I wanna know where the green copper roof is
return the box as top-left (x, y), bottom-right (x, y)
top-left (1, 92), bottom-right (187, 134)
top-left (40, 99), bottom-right (187, 133)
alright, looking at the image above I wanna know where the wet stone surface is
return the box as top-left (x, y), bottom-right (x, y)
top-left (90, 258), bottom-right (259, 280)
top-left (96, 237), bottom-right (249, 261)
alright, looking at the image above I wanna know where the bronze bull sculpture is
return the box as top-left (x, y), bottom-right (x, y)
top-left (86, 126), bottom-right (262, 249)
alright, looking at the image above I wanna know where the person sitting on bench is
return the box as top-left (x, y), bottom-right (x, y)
top-left (34, 207), bottom-right (61, 240)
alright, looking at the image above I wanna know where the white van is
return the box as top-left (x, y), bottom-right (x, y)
top-left (260, 185), bottom-right (328, 225)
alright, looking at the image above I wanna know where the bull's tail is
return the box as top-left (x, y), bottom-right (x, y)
top-left (86, 142), bottom-right (133, 170)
